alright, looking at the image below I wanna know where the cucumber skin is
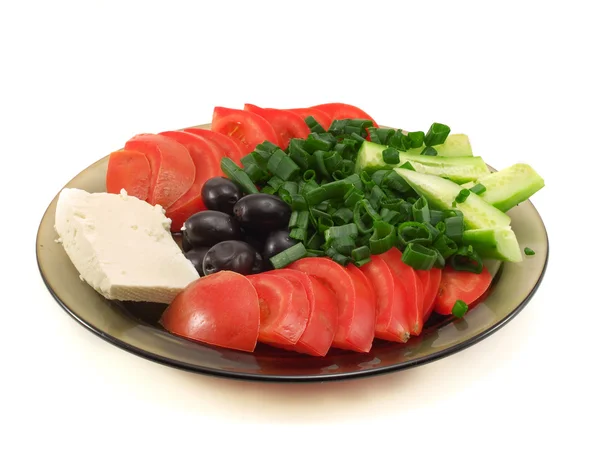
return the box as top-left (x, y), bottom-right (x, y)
top-left (406, 134), bottom-right (473, 157)
top-left (462, 227), bottom-right (523, 262)
top-left (394, 168), bottom-right (511, 230)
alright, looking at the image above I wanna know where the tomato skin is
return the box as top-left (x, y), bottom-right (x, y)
top-left (435, 266), bottom-right (493, 315)
top-left (360, 255), bottom-right (410, 343)
top-left (422, 268), bottom-right (442, 322)
top-left (243, 104), bottom-right (310, 149)
top-left (106, 150), bottom-right (151, 201)
top-left (183, 127), bottom-right (243, 166)
top-left (211, 106), bottom-right (280, 153)
top-left (345, 264), bottom-right (376, 352)
top-left (378, 247), bottom-right (425, 336)
top-left (160, 271), bottom-right (260, 352)
top-left (284, 108), bottom-right (333, 131)
top-left (310, 102), bottom-right (379, 127)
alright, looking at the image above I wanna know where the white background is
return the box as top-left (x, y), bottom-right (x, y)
top-left (1, 1), bottom-right (598, 448)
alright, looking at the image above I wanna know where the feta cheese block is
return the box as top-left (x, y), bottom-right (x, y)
top-left (54, 187), bottom-right (200, 304)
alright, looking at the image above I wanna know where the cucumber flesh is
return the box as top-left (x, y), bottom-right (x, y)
top-left (394, 168), bottom-right (511, 229)
top-left (462, 163), bottom-right (544, 212)
top-left (406, 134), bottom-right (473, 157)
top-left (355, 141), bottom-right (490, 183)
top-left (462, 227), bottom-right (523, 262)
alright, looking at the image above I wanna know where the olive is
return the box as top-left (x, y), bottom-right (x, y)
top-left (263, 229), bottom-right (297, 261)
top-left (182, 210), bottom-right (241, 249)
top-left (233, 194), bottom-right (292, 233)
top-left (201, 177), bottom-right (242, 215)
top-left (182, 233), bottom-right (193, 252)
top-left (251, 251), bottom-right (266, 274)
top-left (203, 240), bottom-right (259, 276)
top-left (184, 247), bottom-right (210, 276)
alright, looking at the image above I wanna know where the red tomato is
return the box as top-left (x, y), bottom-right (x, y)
top-left (288, 257), bottom-right (373, 353)
top-left (435, 266), bottom-right (493, 315)
top-left (243, 104), bottom-right (310, 149)
top-left (360, 255), bottom-right (411, 343)
top-left (378, 247), bottom-right (425, 336)
top-left (159, 131), bottom-right (222, 232)
top-left (247, 273), bottom-right (309, 346)
top-left (345, 264), bottom-right (376, 352)
top-left (263, 269), bottom-right (337, 356)
top-left (211, 106), bottom-right (280, 154)
top-left (160, 271), bottom-right (260, 352)
top-left (283, 108), bottom-right (333, 131)
top-left (106, 150), bottom-right (151, 201)
top-left (310, 102), bottom-right (379, 127)
top-left (422, 268), bottom-right (442, 322)
top-left (124, 133), bottom-right (195, 209)
top-left (183, 127), bottom-right (244, 166)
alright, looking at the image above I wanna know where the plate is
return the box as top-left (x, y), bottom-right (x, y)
top-left (36, 124), bottom-right (549, 382)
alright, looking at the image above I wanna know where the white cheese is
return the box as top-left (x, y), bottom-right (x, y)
top-left (54, 188), bottom-right (199, 304)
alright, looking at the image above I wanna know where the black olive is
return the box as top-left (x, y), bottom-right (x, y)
top-left (203, 240), bottom-right (258, 276)
top-left (263, 229), bottom-right (297, 261)
top-left (182, 210), bottom-right (241, 249)
top-left (233, 194), bottom-right (292, 233)
top-left (201, 177), bottom-right (242, 215)
top-left (251, 251), bottom-right (266, 274)
top-left (182, 233), bottom-right (193, 252)
top-left (184, 247), bottom-right (210, 276)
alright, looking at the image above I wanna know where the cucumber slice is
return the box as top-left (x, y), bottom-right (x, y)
top-left (406, 134), bottom-right (473, 157)
top-left (461, 163), bottom-right (544, 212)
top-left (394, 168), bottom-right (511, 229)
top-left (462, 227), bottom-right (523, 262)
top-left (356, 141), bottom-right (490, 183)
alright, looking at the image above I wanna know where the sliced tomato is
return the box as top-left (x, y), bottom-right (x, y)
top-left (247, 273), bottom-right (309, 346)
top-left (288, 257), bottom-right (373, 353)
top-left (183, 127), bottom-right (243, 166)
top-left (243, 104), bottom-right (310, 149)
top-left (211, 106), bottom-right (280, 154)
top-left (360, 255), bottom-right (410, 343)
top-left (378, 247), bottom-right (425, 336)
top-left (345, 264), bottom-right (376, 352)
top-left (160, 271), bottom-right (260, 352)
top-left (283, 108), bottom-right (333, 132)
top-left (310, 102), bottom-right (379, 127)
top-left (435, 266), bottom-right (493, 315)
top-left (106, 150), bottom-right (151, 201)
top-left (158, 131), bottom-right (221, 232)
top-left (124, 133), bottom-right (195, 209)
top-left (263, 269), bottom-right (337, 356)
top-left (422, 268), bottom-right (442, 322)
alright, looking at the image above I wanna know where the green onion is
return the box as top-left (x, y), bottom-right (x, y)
top-left (243, 163), bottom-right (268, 182)
top-left (267, 176), bottom-right (285, 191)
top-left (424, 222), bottom-right (440, 240)
top-left (353, 257), bottom-right (372, 267)
top-left (325, 247), bottom-right (350, 265)
top-left (288, 142), bottom-right (312, 171)
top-left (450, 245), bottom-right (483, 274)
top-left (292, 210), bottom-right (309, 230)
top-left (469, 183), bottom-right (487, 195)
top-left (382, 170), bottom-right (411, 193)
top-left (368, 185), bottom-right (387, 209)
top-left (399, 161), bottom-right (415, 171)
top-left (330, 235), bottom-right (356, 256)
top-left (254, 141), bottom-right (279, 162)
top-left (382, 147), bottom-right (400, 164)
top-left (412, 197), bottom-right (431, 223)
top-left (260, 186), bottom-right (276, 195)
top-left (430, 210), bottom-right (444, 226)
top-left (313, 150), bottom-right (330, 179)
top-left (303, 170), bottom-right (316, 182)
top-left (452, 300), bottom-right (468, 318)
top-left (402, 243), bottom-right (438, 270)
top-left (332, 207), bottom-right (354, 225)
top-left (340, 160), bottom-right (354, 177)
top-left (305, 116), bottom-right (325, 134)
top-left (288, 211), bottom-right (299, 228)
top-left (524, 247), bottom-right (536, 256)
top-left (267, 149), bottom-right (300, 181)
top-left (344, 189), bottom-right (364, 208)
top-left (332, 170), bottom-right (345, 181)
top-left (354, 200), bottom-right (376, 234)
top-left (314, 201), bottom-right (329, 212)
top-left (328, 119), bottom-right (348, 135)
top-left (270, 243), bottom-right (307, 268)
top-left (397, 221), bottom-right (433, 248)
top-left (371, 170), bottom-right (389, 186)
top-left (343, 173), bottom-right (363, 191)
top-left (220, 157), bottom-right (259, 194)
top-left (433, 248), bottom-right (446, 269)
top-left (420, 146), bottom-right (438, 156)
top-left (306, 231), bottom-right (325, 250)
top-left (291, 194), bottom-right (307, 211)
top-left (305, 180), bottom-right (350, 205)
top-left (380, 208), bottom-right (402, 225)
top-left (325, 223), bottom-right (359, 242)
top-left (368, 127), bottom-right (395, 145)
top-left (306, 249), bottom-right (325, 257)
top-left (407, 131), bottom-right (425, 148)
top-left (301, 179), bottom-right (319, 196)
top-left (424, 123), bottom-right (451, 146)
top-left (444, 215), bottom-right (464, 243)
top-left (369, 220), bottom-right (396, 254)
top-left (433, 234), bottom-right (458, 259)
top-left (304, 133), bottom-right (334, 154)
top-left (388, 130), bottom-right (407, 151)
top-left (350, 132), bottom-right (366, 145)
top-left (317, 216), bottom-right (334, 233)
top-left (360, 171), bottom-right (375, 190)
top-left (351, 245), bottom-right (371, 261)
top-left (455, 188), bottom-right (470, 203)
top-left (289, 228), bottom-right (307, 242)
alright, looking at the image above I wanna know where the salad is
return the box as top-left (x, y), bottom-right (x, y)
top-left (55, 102), bottom-right (545, 357)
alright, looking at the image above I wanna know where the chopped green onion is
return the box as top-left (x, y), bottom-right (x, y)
top-left (289, 227), bottom-right (307, 242)
top-left (288, 211), bottom-right (299, 228)
top-left (313, 150), bottom-right (330, 179)
top-left (382, 147), bottom-right (400, 164)
top-left (430, 210), bottom-right (444, 226)
top-left (369, 220), bottom-right (396, 254)
top-left (469, 183), bottom-right (487, 195)
top-left (332, 207), bottom-right (354, 225)
top-left (314, 201), bottom-right (329, 212)
top-left (368, 127), bottom-right (395, 145)
top-left (304, 133), bottom-right (335, 154)
top-left (402, 243), bottom-right (437, 270)
top-left (368, 185), bottom-right (387, 209)
top-left (267, 176), bottom-right (285, 191)
top-left (424, 123), bottom-right (451, 146)
top-left (397, 221), bottom-right (433, 248)
top-left (420, 146), bottom-right (438, 156)
top-left (325, 223), bottom-right (359, 242)
top-left (382, 170), bottom-right (411, 193)
top-left (380, 208), bottom-right (402, 225)
top-left (303, 170), bottom-right (316, 182)
top-left (433, 234), bottom-right (458, 259)
top-left (317, 216), bottom-right (334, 233)
top-left (305, 116), bottom-right (325, 134)
top-left (388, 130), bottom-right (407, 151)
top-left (424, 222), bottom-right (440, 240)
top-left (267, 149), bottom-right (300, 181)
top-left (328, 119), bottom-right (349, 135)
top-left (300, 179), bottom-right (319, 196)
top-left (350, 132), bottom-right (366, 145)
top-left (351, 245), bottom-right (371, 261)
top-left (407, 131), bottom-right (425, 148)
top-left (450, 245), bottom-right (483, 274)
top-left (243, 163), bottom-right (268, 182)
top-left (325, 247), bottom-right (350, 265)
top-left (291, 210), bottom-right (309, 230)
top-left (254, 141), bottom-right (279, 162)
top-left (524, 247), bottom-right (536, 256)
top-left (330, 235), bottom-right (356, 256)
top-left (305, 180), bottom-right (350, 205)
top-left (260, 186), bottom-right (276, 195)
top-left (360, 171), bottom-right (375, 190)
top-left (288, 142), bottom-right (312, 171)
top-left (444, 215), bottom-right (464, 243)
top-left (371, 170), bottom-right (389, 186)
top-left (270, 242), bottom-right (307, 269)
top-left (306, 249), bottom-right (325, 257)
top-left (412, 197), bottom-right (431, 223)
top-left (353, 200), bottom-right (377, 234)
top-left (344, 189), bottom-right (364, 208)
top-left (343, 173), bottom-right (363, 191)
top-left (291, 194), bottom-right (307, 211)
top-left (340, 160), bottom-right (355, 177)
top-left (455, 188), bottom-right (470, 203)
top-left (220, 157), bottom-right (259, 194)
top-left (452, 300), bottom-right (468, 318)
top-left (353, 257), bottom-right (372, 267)
top-left (306, 231), bottom-right (325, 250)
top-left (399, 161), bottom-right (415, 171)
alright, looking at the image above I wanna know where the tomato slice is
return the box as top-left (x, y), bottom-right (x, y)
top-left (422, 268), bottom-right (442, 322)
top-left (263, 269), bottom-right (337, 356)
top-left (124, 133), bottom-right (195, 209)
top-left (283, 108), bottom-right (333, 131)
top-left (310, 102), bottom-right (379, 127)
top-left (360, 255), bottom-right (410, 343)
top-left (345, 264), bottom-right (376, 352)
top-left (158, 131), bottom-right (222, 232)
top-left (378, 247), bottom-right (425, 336)
top-left (160, 271), bottom-right (260, 352)
top-left (211, 106), bottom-right (280, 154)
top-left (243, 104), bottom-right (310, 149)
top-left (288, 257), bottom-right (373, 353)
top-left (247, 273), bottom-right (309, 346)
top-left (435, 266), bottom-right (493, 315)
top-left (106, 150), bottom-right (151, 201)
top-left (183, 127), bottom-right (243, 166)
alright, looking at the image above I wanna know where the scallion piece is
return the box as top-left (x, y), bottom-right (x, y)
top-left (328, 119), bottom-right (349, 135)
top-left (469, 183), bottom-right (487, 195)
top-left (444, 215), bottom-right (464, 243)
top-left (369, 220), bottom-right (396, 254)
top-left (399, 161), bottom-right (415, 171)
top-left (368, 127), bottom-right (395, 145)
top-left (412, 197), bottom-right (431, 223)
top-left (305, 232), bottom-right (324, 250)
top-left (332, 207), bottom-right (354, 225)
top-left (267, 176), bottom-right (285, 191)
top-left (360, 171), bottom-right (375, 190)
top-left (288, 211), bottom-right (299, 229)
top-left (380, 208), bottom-right (402, 225)
top-left (305, 116), bottom-right (326, 134)
top-left (353, 257), bottom-right (372, 267)
top-left (524, 247), bottom-right (536, 256)
top-left (261, 186), bottom-right (276, 195)
top-left (323, 152), bottom-right (342, 174)
top-left (325, 223), bottom-right (359, 242)
top-left (397, 221), bottom-right (433, 248)
top-left (407, 131), bottom-right (425, 148)
top-left (350, 132), bottom-right (366, 145)
top-left (289, 227), bottom-right (307, 243)
top-left (343, 173), bottom-right (363, 191)
top-left (382, 147), bottom-right (400, 164)
top-left (330, 235), bottom-right (356, 256)
top-left (433, 234), bottom-right (458, 259)
top-left (368, 185), bottom-right (387, 209)
top-left (430, 209), bottom-right (444, 226)
top-left (317, 216), bottom-right (334, 233)
top-left (243, 163), bottom-right (268, 182)
top-left (424, 123), bottom-right (451, 146)
top-left (267, 149), bottom-right (300, 181)
top-left (305, 133), bottom-right (336, 154)
top-left (306, 249), bottom-right (325, 257)
top-left (455, 188), bottom-right (470, 203)
top-left (270, 242), bottom-right (307, 269)
top-left (293, 210), bottom-right (310, 230)
top-left (291, 194), bottom-right (307, 211)
top-left (288, 142), bottom-right (312, 171)
top-left (420, 146), bottom-right (438, 156)
top-left (388, 130), bottom-right (407, 151)
top-left (325, 247), bottom-right (350, 265)
top-left (424, 222), bottom-right (440, 240)
top-left (450, 245), bottom-right (483, 274)
top-left (305, 180), bottom-right (350, 205)
top-left (382, 170), bottom-right (411, 194)
top-left (371, 170), bottom-right (389, 186)
top-left (303, 170), bottom-right (317, 182)
top-left (313, 150), bottom-right (330, 179)
top-left (402, 243), bottom-right (437, 270)
top-left (452, 300), bottom-right (468, 318)
top-left (340, 160), bottom-right (354, 177)
top-left (344, 189), bottom-right (364, 208)
top-left (351, 245), bottom-right (371, 261)
top-left (220, 157), bottom-right (259, 194)
top-left (254, 141), bottom-right (279, 162)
